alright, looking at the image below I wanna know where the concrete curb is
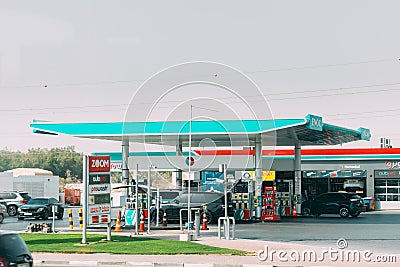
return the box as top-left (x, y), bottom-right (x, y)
top-left (34, 261), bottom-right (274, 267)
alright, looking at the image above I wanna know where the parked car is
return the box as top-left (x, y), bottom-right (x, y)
top-left (0, 232), bottom-right (33, 266)
top-left (343, 179), bottom-right (365, 190)
top-left (0, 191), bottom-right (31, 216)
top-left (17, 197), bottom-right (64, 220)
top-left (302, 192), bottom-right (366, 218)
top-left (0, 204), bottom-right (6, 223)
top-left (151, 191), bottom-right (233, 224)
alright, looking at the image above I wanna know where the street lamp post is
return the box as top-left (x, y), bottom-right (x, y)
top-left (187, 105), bottom-right (193, 236)
top-left (147, 165), bottom-right (153, 235)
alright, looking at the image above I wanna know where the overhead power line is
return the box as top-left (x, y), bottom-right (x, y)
top-left (0, 57), bottom-right (398, 90)
top-left (243, 58), bottom-right (397, 74)
top-left (2, 81), bottom-right (400, 114)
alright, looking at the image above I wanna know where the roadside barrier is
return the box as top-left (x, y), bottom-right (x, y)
top-left (200, 212), bottom-right (209, 230)
top-left (115, 210), bottom-right (122, 232)
top-left (162, 212), bottom-right (167, 227)
top-left (79, 208), bottom-right (83, 228)
top-left (68, 209), bottom-right (73, 229)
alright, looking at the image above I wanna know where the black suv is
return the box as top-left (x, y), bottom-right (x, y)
top-left (151, 191), bottom-right (233, 224)
top-left (0, 191), bottom-right (31, 216)
top-left (302, 192), bottom-right (366, 218)
top-left (0, 232), bottom-right (33, 266)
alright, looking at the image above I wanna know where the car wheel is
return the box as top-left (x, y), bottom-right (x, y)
top-left (57, 208), bottom-right (64, 219)
top-left (339, 207), bottom-right (350, 218)
top-left (41, 209), bottom-right (49, 220)
top-left (17, 216), bottom-right (24, 221)
top-left (151, 210), bottom-right (164, 224)
top-left (0, 213), bottom-right (4, 223)
top-left (7, 205), bottom-right (18, 216)
top-left (350, 212), bottom-right (360, 217)
top-left (302, 208), bottom-right (311, 216)
top-left (202, 211), bottom-right (213, 224)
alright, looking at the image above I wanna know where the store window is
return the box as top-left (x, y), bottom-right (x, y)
top-left (302, 170), bottom-right (367, 199)
top-left (374, 180), bottom-right (400, 201)
top-left (374, 170), bottom-right (400, 202)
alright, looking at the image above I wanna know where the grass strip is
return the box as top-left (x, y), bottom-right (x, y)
top-left (20, 233), bottom-right (246, 255)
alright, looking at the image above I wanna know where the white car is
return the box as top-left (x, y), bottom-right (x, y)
top-left (0, 204), bottom-right (6, 223)
top-left (343, 179), bottom-right (364, 189)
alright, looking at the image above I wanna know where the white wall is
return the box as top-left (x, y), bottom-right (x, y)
top-left (13, 175), bottom-right (59, 198)
top-left (0, 172), bottom-right (13, 191)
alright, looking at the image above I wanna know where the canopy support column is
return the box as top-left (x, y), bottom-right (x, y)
top-left (122, 139), bottom-right (130, 197)
top-left (255, 134), bottom-right (262, 219)
top-left (294, 142), bottom-right (302, 213)
top-left (176, 143), bottom-right (183, 190)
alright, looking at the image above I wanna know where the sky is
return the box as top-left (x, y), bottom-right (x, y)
top-left (1, 1), bottom-right (400, 154)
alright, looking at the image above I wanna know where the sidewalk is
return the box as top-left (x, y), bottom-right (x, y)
top-left (32, 227), bottom-right (399, 267)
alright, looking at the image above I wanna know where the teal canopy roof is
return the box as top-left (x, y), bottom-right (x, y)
top-left (30, 114), bottom-right (370, 147)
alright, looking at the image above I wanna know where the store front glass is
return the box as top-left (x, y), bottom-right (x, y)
top-left (374, 170), bottom-right (400, 201)
top-left (302, 170), bottom-right (367, 200)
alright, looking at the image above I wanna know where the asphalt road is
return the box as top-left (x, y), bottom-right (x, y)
top-left (1, 208), bottom-right (399, 255)
top-left (221, 210), bottom-right (400, 255)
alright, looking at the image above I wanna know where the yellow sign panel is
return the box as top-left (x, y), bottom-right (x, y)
top-left (263, 170), bottom-right (276, 181)
top-left (249, 170), bottom-right (276, 181)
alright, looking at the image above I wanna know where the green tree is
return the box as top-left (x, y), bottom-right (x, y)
top-left (0, 146), bottom-right (83, 181)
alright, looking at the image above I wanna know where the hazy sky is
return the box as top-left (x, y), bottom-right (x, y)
top-left (1, 1), bottom-right (400, 154)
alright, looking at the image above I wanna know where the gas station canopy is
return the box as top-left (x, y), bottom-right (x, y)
top-left (30, 114), bottom-right (370, 146)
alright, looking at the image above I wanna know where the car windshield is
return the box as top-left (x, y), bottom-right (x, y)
top-left (351, 194), bottom-right (361, 199)
top-left (0, 234), bottom-right (31, 257)
top-left (172, 193), bottom-right (223, 204)
top-left (27, 198), bottom-right (48, 205)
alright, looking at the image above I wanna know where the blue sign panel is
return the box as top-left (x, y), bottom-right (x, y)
top-left (201, 172), bottom-right (224, 192)
top-left (306, 114), bottom-right (323, 131)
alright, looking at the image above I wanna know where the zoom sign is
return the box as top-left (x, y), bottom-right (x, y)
top-left (89, 156), bottom-right (110, 172)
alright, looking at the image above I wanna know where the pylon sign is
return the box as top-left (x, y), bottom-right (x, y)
top-left (87, 156), bottom-right (111, 225)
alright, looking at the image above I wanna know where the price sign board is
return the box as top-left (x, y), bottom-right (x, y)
top-left (87, 156), bottom-right (111, 225)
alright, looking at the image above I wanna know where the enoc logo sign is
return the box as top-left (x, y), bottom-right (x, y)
top-left (306, 114), bottom-right (323, 132)
top-left (89, 156), bottom-right (110, 172)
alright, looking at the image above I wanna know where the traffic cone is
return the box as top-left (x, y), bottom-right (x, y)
top-left (139, 213), bottom-right (145, 232)
top-left (200, 212), bottom-right (209, 230)
top-left (115, 210), bottom-right (122, 232)
top-left (293, 205), bottom-right (298, 216)
top-left (370, 196), bottom-right (375, 211)
top-left (162, 212), bottom-right (167, 227)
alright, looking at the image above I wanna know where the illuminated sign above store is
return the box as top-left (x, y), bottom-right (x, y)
top-left (374, 170), bottom-right (400, 179)
top-left (385, 161), bottom-right (400, 169)
top-left (303, 170), bottom-right (367, 178)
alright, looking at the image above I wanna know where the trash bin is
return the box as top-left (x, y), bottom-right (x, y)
top-left (374, 198), bottom-right (381, 211)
